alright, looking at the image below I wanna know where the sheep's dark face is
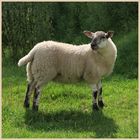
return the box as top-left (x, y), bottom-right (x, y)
top-left (83, 30), bottom-right (114, 51)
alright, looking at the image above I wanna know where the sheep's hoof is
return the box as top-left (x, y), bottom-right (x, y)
top-left (98, 100), bottom-right (104, 108)
top-left (92, 103), bottom-right (99, 111)
top-left (24, 100), bottom-right (30, 108)
top-left (32, 105), bottom-right (38, 111)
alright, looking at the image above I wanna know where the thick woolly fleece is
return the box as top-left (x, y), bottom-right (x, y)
top-left (18, 39), bottom-right (117, 87)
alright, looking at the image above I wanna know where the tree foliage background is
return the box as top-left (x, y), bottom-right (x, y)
top-left (2, 2), bottom-right (138, 78)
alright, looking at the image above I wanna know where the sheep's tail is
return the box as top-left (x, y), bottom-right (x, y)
top-left (18, 55), bottom-right (32, 66)
top-left (18, 48), bottom-right (36, 67)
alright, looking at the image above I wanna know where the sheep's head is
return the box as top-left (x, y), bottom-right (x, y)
top-left (83, 30), bottom-right (114, 51)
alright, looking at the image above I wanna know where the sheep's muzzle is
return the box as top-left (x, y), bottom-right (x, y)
top-left (91, 44), bottom-right (98, 50)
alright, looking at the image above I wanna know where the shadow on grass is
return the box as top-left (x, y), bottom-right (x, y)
top-left (24, 109), bottom-right (118, 138)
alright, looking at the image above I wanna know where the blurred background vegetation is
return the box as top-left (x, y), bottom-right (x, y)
top-left (2, 2), bottom-right (138, 78)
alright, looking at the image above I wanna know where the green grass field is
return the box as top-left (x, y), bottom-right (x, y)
top-left (2, 65), bottom-right (138, 138)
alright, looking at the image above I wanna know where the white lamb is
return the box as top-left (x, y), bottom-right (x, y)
top-left (18, 30), bottom-right (117, 111)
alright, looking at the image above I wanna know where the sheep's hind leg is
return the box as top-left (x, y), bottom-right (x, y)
top-left (24, 81), bottom-right (35, 108)
top-left (32, 86), bottom-right (41, 111)
top-left (32, 70), bottom-right (57, 111)
top-left (97, 81), bottom-right (104, 108)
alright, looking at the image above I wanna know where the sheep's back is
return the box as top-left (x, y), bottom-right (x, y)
top-left (31, 41), bottom-right (88, 83)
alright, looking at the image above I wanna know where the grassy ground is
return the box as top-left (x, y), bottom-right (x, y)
top-left (2, 65), bottom-right (138, 138)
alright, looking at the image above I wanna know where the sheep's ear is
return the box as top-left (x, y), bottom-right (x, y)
top-left (83, 31), bottom-right (94, 39)
top-left (106, 31), bottom-right (114, 38)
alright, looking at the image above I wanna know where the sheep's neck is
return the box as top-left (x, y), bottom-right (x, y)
top-left (95, 39), bottom-right (117, 76)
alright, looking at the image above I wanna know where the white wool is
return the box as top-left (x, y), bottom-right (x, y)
top-left (18, 39), bottom-right (117, 86)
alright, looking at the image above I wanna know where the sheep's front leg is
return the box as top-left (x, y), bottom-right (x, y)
top-left (32, 87), bottom-right (41, 111)
top-left (97, 81), bottom-right (104, 108)
top-left (91, 81), bottom-right (104, 111)
top-left (98, 87), bottom-right (104, 108)
top-left (91, 84), bottom-right (99, 111)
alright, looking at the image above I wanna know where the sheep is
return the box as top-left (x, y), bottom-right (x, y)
top-left (18, 30), bottom-right (117, 111)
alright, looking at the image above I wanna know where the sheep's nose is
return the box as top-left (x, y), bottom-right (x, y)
top-left (91, 43), bottom-right (97, 50)
top-left (91, 43), bottom-right (96, 47)
top-left (91, 41), bottom-right (96, 46)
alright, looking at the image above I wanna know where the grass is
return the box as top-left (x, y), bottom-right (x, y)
top-left (2, 65), bottom-right (138, 138)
